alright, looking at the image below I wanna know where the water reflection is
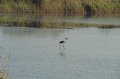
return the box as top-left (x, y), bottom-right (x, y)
top-left (0, 26), bottom-right (120, 79)
top-left (59, 47), bottom-right (65, 56)
top-left (0, 27), bottom-right (66, 38)
top-left (0, 13), bottom-right (120, 28)
top-left (59, 46), bottom-right (66, 59)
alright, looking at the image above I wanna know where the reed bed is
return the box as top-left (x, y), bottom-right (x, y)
top-left (0, 0), bottom-right (119, 14)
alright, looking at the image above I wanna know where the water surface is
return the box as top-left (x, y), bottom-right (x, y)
top-left (0, 26), bottom-right (120, 79)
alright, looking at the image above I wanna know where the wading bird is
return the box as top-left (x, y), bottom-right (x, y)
top-left (59, 38), bottom-right (68, 47)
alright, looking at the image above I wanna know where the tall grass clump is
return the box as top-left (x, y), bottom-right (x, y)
top-left (0, 0), bottom-right (119, 14)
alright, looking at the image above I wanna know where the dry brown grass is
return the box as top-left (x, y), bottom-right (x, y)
top-left (0, 0), bottom-right (119, 14)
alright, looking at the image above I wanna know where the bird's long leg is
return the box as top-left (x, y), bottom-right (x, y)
top-left (63, 43), bottom-right (64, 47)
top-left (59, 43), bottom-right (62, 48)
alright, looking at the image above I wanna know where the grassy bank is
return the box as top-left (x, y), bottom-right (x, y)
top-left (0, 0), bottom-right (120, 15)
top-left (1, 21), bottom-right (120, 29)
top-left (0, 14), bottom-right (120, 28)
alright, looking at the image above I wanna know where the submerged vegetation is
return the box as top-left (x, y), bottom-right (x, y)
top-left (0, 0), bottom-right (119, 15)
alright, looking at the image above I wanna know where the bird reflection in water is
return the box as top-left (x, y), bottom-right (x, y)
top-left (59, 47), bottom-right (65, 56)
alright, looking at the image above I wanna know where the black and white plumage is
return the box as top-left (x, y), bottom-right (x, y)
top-left (59, 41), bottom-right (65, 44)
top-left (59, 38), bottom-right (68, 47)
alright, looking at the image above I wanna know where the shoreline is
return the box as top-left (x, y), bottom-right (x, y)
top-left (0, 11), bottom-right (119, 16)
top-left (0, 13), bottom-right (119, 29)
top-left (0, 70), bottom-right (7, 79)
top-left (1, 22), bottom-right (120, 29)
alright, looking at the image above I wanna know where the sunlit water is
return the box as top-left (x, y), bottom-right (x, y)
top-left (0, 26), bottom-right (120, 79)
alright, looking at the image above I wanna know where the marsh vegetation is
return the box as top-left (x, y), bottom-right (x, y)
top-left (0, 1), bottom-right (120, 79)
top-left (0, 0), bottom-right (119, 15)
top-left (0, 13), bottom-right (120, 28)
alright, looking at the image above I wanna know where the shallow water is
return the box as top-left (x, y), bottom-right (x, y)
top-left (0, 26), bottom-right (120, 79)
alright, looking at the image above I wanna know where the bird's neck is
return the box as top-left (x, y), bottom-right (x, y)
top-left (64, 39), bottom-right (67, 43)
